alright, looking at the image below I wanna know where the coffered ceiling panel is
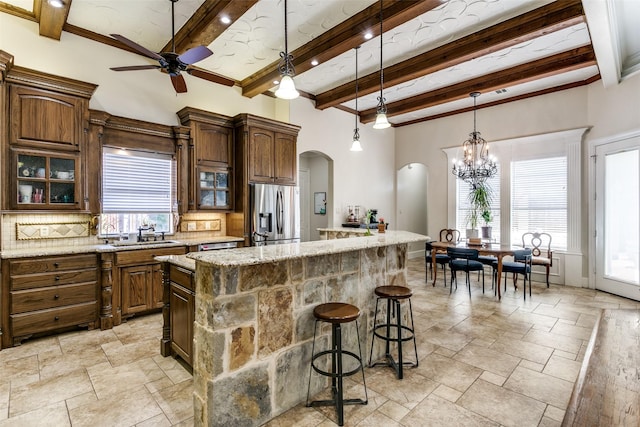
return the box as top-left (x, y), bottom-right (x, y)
top-left (1, 0), bottom-right (631, 126)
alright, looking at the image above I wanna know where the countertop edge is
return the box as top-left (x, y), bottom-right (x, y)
top-left (188, 231), bottom-right (428, 267)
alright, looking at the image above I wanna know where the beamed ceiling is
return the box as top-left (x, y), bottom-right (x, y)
top-left (1, 0), bottom-right (636, 127)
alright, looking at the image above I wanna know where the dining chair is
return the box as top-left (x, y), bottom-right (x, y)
top-left (430, 229), bottom-right (460, 288)
top-left (521, 232), bottom-right (552, 287)
top-left (492, 249), bottom-right (533, 300)
top-left (425, 241), bottom-right (450, 287)
top-left (447, 247), bottom-right (485, 296)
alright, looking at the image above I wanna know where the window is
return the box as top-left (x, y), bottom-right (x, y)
top-left (456, 166), bottom-right (501, 242)
top-left (511, 156), bottom-right (567, 250)
top-left (100, 148), bottom-right (175, 236)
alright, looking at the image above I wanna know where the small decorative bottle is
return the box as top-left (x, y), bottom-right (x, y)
top-left (377, 218), bottom-right (385, 233)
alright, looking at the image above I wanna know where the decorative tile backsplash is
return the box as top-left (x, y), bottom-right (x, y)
top-left (16, 221), bottom-right (90, 240)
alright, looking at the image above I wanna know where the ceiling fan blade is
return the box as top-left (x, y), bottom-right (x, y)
top-left (171, 74), bottom-right (188, 93)
top-left (186, 68), bottom-right (235, 87)
top-left (110, 34), bottom-right (164, 62)
top-left (110, 65), bottom-right (160, 71)
top-left (178, 46), bottom-right (213, 65)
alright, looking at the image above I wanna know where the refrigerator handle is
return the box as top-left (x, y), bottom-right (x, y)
top-left (276, 190), bottom-right (283, 234)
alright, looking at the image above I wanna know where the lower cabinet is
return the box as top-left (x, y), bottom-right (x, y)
top-left (1, 253), bottom-right (98, 349)
top-left (161, 262), bottom-right (195, 366)
top-left (116, 247), bottom-right (187, 319)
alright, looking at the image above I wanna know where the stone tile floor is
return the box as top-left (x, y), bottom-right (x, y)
top-left (0, 258), bottom-right (637, 426)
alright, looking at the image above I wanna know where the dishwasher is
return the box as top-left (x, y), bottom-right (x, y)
top-left (197, 241), bottom-right (238, 251)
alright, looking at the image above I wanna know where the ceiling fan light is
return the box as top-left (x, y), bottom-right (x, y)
top-left (373, 112), bottom-right (390, 129)
top-left (275, 75), bottom-right (299, 99)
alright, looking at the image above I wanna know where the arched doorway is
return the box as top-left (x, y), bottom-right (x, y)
top-left (396, 163), bottom-right (428, 258)
top-left (299, 151), bottom-right (333, 241)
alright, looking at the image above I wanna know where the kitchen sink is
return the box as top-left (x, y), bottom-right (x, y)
top-left (109, 239), bottom-right (180, 247)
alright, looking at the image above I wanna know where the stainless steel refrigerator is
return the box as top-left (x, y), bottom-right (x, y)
top-left (250, 183), bottom-right (300, 246)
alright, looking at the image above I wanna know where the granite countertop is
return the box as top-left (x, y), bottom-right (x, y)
top-left (154, 254), bottom-right (196, 271)
top-left (317, 227), bottom-right (369, 233)
top-left (0, 235), bottom-right (244, 259)
top-left (189, 230), bottom-right (428, 267)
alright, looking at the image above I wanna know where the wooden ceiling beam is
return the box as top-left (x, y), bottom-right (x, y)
top-left (162, 0), bottom-right (259, 54)
top-left (240, 0), bottom-right (443, 98)
top-left (359, 45), bottom-right (597, 123)
top-left (395, 74), bottom-right (601, 127)
top-left (38, 0), bottom-right (72, 40)
top-left (315, 0), bottom-right (585, 110)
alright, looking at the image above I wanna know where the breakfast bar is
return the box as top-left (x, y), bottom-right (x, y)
top-left (182, 231), bottom-right (427, 426)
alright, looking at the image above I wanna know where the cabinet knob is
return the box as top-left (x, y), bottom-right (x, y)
top-left (55, 276), bottom-right (60, 281)
top-left (54, 294), bottom-right (60, 299)
top-left (54, 316), bottom-right (59, 321)
top-left (53, 263), bottom-right (59, 268)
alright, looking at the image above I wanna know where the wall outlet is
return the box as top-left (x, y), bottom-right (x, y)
top-left (40, 226), bottom-right (49, 237)
top-left (187, 222), bottom-right (196, 231)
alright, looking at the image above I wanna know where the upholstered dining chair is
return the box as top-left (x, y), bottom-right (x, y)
top-left (429, 229), bottom-right (461, 288)
top-left (493, 249), bottom-right (533, 300)
top-left (425, 241), bottom-right (450, 287)
top-left (521, 232), bottom-right (552, 287)
top-left (447, 247), bottom-right (485, 296)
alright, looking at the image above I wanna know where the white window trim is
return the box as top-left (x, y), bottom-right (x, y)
top-left (444, 127), bottom-right (588, 253)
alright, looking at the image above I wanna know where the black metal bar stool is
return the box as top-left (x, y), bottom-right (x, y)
top-left (368, 285), bottom-right (418, 379)
top-left (306, 302), bottom-right (368, 426)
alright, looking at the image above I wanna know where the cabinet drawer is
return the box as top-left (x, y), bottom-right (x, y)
top-left (11, 302), bottom-right (97, 337)
top-left (116, 247), bottom-right (187, 266)
top-left (170, 264), bottom-right (194, 292)
top-left (11, 283), bottom-right (97, 314)
top-left (10, 254), bottom-right (97, 275)
top-left (11, 269), bottom-right (97, 291)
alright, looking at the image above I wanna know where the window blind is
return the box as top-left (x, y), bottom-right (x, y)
top-left (511, 156), bottom-right (567, 249)
top-left (456, 166), bottom-right (501, 242)
top-left (102, 148), bottom-right (174, 213)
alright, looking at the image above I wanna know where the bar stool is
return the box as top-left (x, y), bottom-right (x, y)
top-left (306, 302), bottom-right (368, 426)
top-left (368, 285), bottom-right (418, 379)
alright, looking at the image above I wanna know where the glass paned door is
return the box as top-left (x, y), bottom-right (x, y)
top-left (595, 137), bottom-right (640, 300)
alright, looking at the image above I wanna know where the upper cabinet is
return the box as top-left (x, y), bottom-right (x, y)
top-left (0, 60), bottom-right (97, 211)
top-left (177, 107), bottom-right (235, 212)
top-left (235, 114), bottom-right (300, 186)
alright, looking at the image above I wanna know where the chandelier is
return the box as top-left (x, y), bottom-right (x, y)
top-left (452, 92), bottom-right (497, 186)
top-left (274, 0), bottom-right (299, 100)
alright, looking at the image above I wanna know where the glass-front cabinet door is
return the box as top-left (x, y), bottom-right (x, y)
top-left (13, 149), bottom-right (80, 209)
top-left (198, 168), bottom-right (231, 210)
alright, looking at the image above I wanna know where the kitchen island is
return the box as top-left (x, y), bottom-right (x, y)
top-left (179, 230), bottom-right (427, 426)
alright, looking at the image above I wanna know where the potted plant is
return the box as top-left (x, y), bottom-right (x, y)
top-left (466, 182), bottom-right (493, 239)
top-left (481, 209), bottom-right (493, 239)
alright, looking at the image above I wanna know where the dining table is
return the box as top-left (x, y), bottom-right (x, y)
top-left (429, 241), bottom-right (518, 300)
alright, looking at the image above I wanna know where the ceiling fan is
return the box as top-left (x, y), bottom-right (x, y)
top-left (109, 0), bottom-right (234, 93)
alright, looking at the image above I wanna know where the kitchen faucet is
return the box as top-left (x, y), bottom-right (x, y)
top-left (137, 225), bottom-right (155, 242)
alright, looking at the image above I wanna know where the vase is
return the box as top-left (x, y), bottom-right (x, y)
top-left (481, 226), bottom-right (492, 239)
top-left (377, 223), bottom-right (385, 233)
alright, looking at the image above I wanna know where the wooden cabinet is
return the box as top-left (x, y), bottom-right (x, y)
top-left (167, 264), bottom-right (195, 366)
top-left (11, 149), bottom-right (80, 209)
top-left (1, 253), bottom-right (99, 349)
top-left (2, 66), bottom-right (97, 211)
top-left (115, 247), bottom-right (186, 319)
top-left (177, 107), bottom-right (235, 212)
top-left (247, 127), bottom-right (297, 185)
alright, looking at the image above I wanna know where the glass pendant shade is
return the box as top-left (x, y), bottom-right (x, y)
top-left (373, 112), bottom-right (390, 129)
top-left (275, 75), bottom-right (299, 99)
top-left (350, 137), bottom-right (363, 151)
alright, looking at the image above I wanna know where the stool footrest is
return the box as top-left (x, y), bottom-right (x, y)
top-left (311, 349), bottom-right (363, 379)
top-left (306, 398), bottom-right (367, 408)
top-left (373, 324), bottom-right (415, 342)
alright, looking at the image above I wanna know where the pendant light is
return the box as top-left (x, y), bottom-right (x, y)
top-left (350, 46), bottom-right (363, 152)
top-left (275, 0), bottom-right (299, 100)
top-left (373, 0), bottom-right (390, 129)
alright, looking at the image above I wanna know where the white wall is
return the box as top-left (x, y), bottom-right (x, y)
top-left (397, 163), bottom-right (428, 256)
top-left (291, 98), bottom-right (396, 228)
top-left (1, 13), bottom-right (276, 125)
